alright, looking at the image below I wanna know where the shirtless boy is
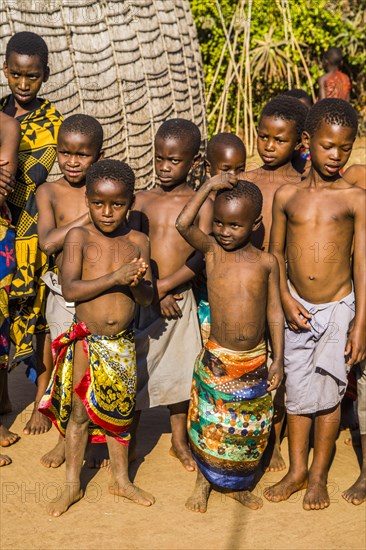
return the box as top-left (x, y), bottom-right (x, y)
top-left (0, 111), bottom-right (20, 466)
top-left (266, 98), bottom-right (366, 510)
top-left (196, 132), bottom-right (246, 343)
top-left (245, 95), bottom-right (308, 472)
top-left (39, 160), bottom-right (154, 516)
top-left (244, 95), bottom-right (308, 252)
top-left (129, 119), bottom-right (212, 471)
top-left (36, 114), bottom-right (103, 468)
top-left (176, 177), bottom-right (283, 512)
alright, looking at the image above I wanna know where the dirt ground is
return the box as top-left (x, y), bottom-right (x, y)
top-left (1, 138), bottom-right (365, 550)
top-left (0, 363), bottom-right (365, 550)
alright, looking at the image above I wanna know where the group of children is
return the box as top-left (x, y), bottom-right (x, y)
top-left (0, 32), bottom-right (365, 518)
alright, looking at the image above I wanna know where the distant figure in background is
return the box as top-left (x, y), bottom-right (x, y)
top-left (318, 47), bottom-right (351, 101)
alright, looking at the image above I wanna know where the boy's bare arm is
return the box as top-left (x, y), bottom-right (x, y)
top-left (318, 74), bottom-right (327, 100)
top-left (36, 184), bottom-right (89, 254)
top-left (266, 255), bottom-right (284, 391)
top-left (61, 227), bottom-right (146, 303)
top-left (269, 187), bottom-right (311, 331)
top-left (176, 175), bottom-right (234, 252)
top-left (129, 233), bottom-right (154, 307)
top-left (345, 191), bottom-right (366, 365)
top-left (0, 114), bottom-right (20, 202)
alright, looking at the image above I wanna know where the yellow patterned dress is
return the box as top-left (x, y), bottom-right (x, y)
top-left (39, 321), bottom-right (136, 444)
top-left (0, 96), bottom-right (63, 367)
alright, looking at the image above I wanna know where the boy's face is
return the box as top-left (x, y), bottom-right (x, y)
top-left (257, 116), bottom-right (300, 168)
top-left (213, 195), bottom-right (259, 251)
top-left (154, 135), bottom-right (197, 188)
top-left (208, 146), bottom-right (246, 177)
top-left (57, 131), bottom-right (102, 184)
top-left (86, 178), bottom-right (133, 235)
top-left (303, 122), bottom-right (355, 178)
top-left (3, 52), bottom-right (49, 108)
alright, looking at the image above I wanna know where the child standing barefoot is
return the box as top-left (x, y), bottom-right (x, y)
top-left (36, 114), bottom-right (103, 469)
top-left (176, 177), bottom-right (283, 512)
top-left (266, 99), bottom-right (365, 511)
top-left (39, 160), bottom-right (155, 516)
top-left (130, 119), bottom-right (213, 471)
top-left (244, 95), bottom-right (308, 472)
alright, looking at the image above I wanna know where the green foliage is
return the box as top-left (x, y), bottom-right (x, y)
top-left (190, 0), bottom-right (366, 139)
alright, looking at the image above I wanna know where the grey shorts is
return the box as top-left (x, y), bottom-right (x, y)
top-left (284, 284), bottom-right (355, 415)
top-left (42, 271), bottom-right (75, 341)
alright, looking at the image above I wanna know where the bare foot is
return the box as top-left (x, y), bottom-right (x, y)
top-left (47, 483), bottom-right (83, 518)
top-left (344, 434), bottom-right (361, 447)
top-left (0, 424), bottom-right (20, 447)
top-left (264, 472), bottom-right (307, 502)
top-left (0, 454), bottom-right (12, 466)
top-left (226, 490), bottom-right (263, 510)
top-left (109, 480), bottom-right (155, 506)
top-left (265, 444), bottom-right (287, 472)
top-left (23, 404), bottom-right (51, 435)
top-left (169, 442), bottom-right (196, 472)
top-left (185, 474), bottom-right (211, 513)
top-left (342, 473), bottom-right (366, 505)
top-left (40, 439), bottom-right (65, 468)
top-left (47, 483), bottom-right (83, 517)
top-left (303, 480), bottom-right (330, 510)
top-left (85, 443), bottom-right (110, 468)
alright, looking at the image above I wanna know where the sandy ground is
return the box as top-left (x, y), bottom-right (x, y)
top-left (0, 363), bottom-right (365, 550)
top-left (1, 138), bottom-right (365, 550)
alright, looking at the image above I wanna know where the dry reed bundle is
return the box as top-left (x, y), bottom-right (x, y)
top-left (0, 0), bottom-right (206, 188)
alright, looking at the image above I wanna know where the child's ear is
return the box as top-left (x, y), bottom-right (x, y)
top-left (252, 215), bottom-right (262, 232)
top-left (85, 192), bottom-right (90, 208)
top-left (294, 139), bottom-right (302, 152)
top-left (43, 66), bottom-right (50, 83)
top-left (98, 150), bottom-right (104, 161)
top-left (3, 61), bottom-right (8, 79)
top-left (302, 130), bottom-right (310, 150)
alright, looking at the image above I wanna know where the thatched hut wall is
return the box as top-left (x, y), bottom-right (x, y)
top-left (0, 0), bottom-right (206, 188)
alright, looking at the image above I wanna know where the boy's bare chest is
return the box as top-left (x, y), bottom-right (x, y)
top-left (287, 193), bottom-right (351, 227)
top-left (208, 250), bottom-right (267, 286)
top-left (82, 236), bottom-right (140, 273)
top-left (54, 188), bottom-right (87, 225)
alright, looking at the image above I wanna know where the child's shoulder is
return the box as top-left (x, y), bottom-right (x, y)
top-left (134, 187), bottom-right (162, 208)
top-left (0, 110), bottom-right (20, 133)
top-left (127, 227), bottom-right (150, 247)
top-left (343, 164), bottom-right (366, 190)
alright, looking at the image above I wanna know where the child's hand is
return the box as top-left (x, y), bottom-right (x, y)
top-left (116, 258), bottom-right (147, 286)
top-left (204, 173), bottom-right (237, 193)
top-left (345, 323), bottom-right (366, 366)
top-left (267, 360), bottom-right (283, 392)
top-left (0, 160), bottom-right (16, 198)
top-left (283, 294), bottom-right (311, 332)
top-left (160, 293), bottom-right (183, 319)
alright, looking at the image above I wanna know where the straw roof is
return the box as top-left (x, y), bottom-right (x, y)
top-left (0, 0), bottom-right (206, 188)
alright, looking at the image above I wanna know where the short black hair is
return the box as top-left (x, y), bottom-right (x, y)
top-left (216, 180), bottom-right (263, 219)
top-left (305, 98), bottom-right (358, 137)
top-left (59, 114), bottom-right (103, 152)
top-left (283, 88), bottom-right (311, 104)
top-left (6, 31), bottom-right (48, 69)
top-left (156, 118), bottom-right (201, 157)
top-left (259, 96), bottom-right (308, 140)
top-left (207, 132), bottom-right (246, 165)
top-left (86, 159), bottom-right (135, 197)
top-left (323, 47), bottom-right (343, 67)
